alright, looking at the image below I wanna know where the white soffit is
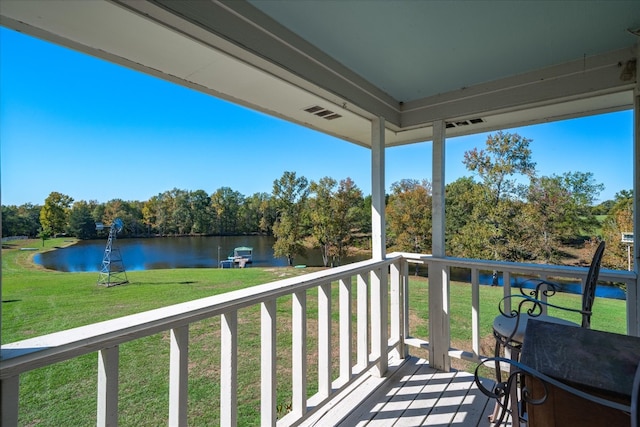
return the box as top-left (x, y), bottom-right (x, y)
top-left (1, 0), bottom-right (638, 148)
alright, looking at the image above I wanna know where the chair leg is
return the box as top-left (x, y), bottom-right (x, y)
top-left (490, 335), bottom-right (524, 426)
top-left (508, 346), bottom-right (523, 427)
top-left (489, 337), bottom-right (502, 423)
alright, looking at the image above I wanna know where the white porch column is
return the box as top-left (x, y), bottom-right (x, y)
top-left (631, 65), bottom-right (640, 337)
top-left (371, 116), bottom-right (386, 261)
top-left (429, 119), bottom-right (451, 371)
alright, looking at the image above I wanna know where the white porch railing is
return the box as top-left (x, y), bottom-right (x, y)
top-left (1, 253), bottom-right (637, 426)
top-left (400, 253), bottom-right (638, 366)
top-left (1, 256), bottom-right (406, 427)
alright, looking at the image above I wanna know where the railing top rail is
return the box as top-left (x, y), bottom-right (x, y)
top-left (397, 253), bottom-right (636, 284)
top-left (1, 256), bottom-right (401, 378)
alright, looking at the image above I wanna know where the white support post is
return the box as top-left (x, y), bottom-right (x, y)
top-left (401, 259), bottom-right (410, 350)
top-left (339, 278), bottom-right (353, 382)
top-left (429, 119), bottom-right (451, 372)
top-left (390, 261), bottom-right (406, 359)
top-left (169, 325), bottom-right (189, 427)
top-left (1, 376), bottom-right (19, 427)
top-left (371, 268), bottom-right (388, 377)
top-left (371, 116), bottom-right (386, 261)
top-left (292, 291), bottom-right (307, 418)
top-left (428, 263), bottom-right (451, 371)
top-left (261, 300), bottom-right (277, 426)
top-left (221, 311), bottom-right (238, 427)
top-left (631, 63), bottom-right (640, 337)
top-left (432, 121), bottom-right (445, 258)
top-left (356, 273), bottom-right (370, 370)
top-left (318, 283), bottom-right (332, 397)
top-left (471, 268), bottom-right (480, 359)
top-left (97, 346), bottom-right (119, 427)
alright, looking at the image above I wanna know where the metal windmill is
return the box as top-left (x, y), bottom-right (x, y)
top-left (96, 218), bottom-right (128, 287)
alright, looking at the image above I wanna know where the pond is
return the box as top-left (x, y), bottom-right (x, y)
top-left (34, 236), bottom-right (626, 300)
top-left (34, 235), bottom-right (368, 271)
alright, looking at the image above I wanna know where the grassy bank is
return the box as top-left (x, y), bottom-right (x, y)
top-left (2, 239), bottom-right (627, 425)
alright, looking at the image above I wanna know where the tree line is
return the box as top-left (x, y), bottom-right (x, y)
top-left (2, 132), bottom-right (634, 269)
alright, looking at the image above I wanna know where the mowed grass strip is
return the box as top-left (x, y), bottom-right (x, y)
top-left (2, 239), bottom-right (627, 425)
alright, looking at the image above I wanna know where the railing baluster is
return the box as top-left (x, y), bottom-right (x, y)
top-left (390, 261), bottom-right (406, 359)
top-left (471, 268), bottom-right (480, 359)
top-left (169, 325), bottom-right (188, 427)
top-left (221, 311), bottom-right (238, 427)
top-left (539, 273), bottom-right (549, 315)
top-left (318, 283), bottom-right (332, 397)
top-left (371, 268), bottom-right (388, 377)
top-left (339, 277), bottom-right (352, 382)
top-left (97, 346), bottom-right (119, 427)
top-left (261, 300), bottom-right (277, 426)
top-left (357, 272), bottom-right (369, 370)
top-left (503, 270), bottom-right (512, 313)
top-left (1, 375), bottom-right (19, 426)
top-left (292, 290), bottom-right (307, 418)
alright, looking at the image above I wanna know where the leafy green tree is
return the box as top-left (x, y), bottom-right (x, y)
top-left (190, 189), bottom-right (212, 234)
top-left (40, 192), bottom-right (73, 236)
top-left (150, 190), bottom-right (178, 235)
top-left (211, 187), bottom-right (244, 234)
top-left (100, 199), bottom-right (144, 236)
top-left (2, 205), bottom-right (19, 237)
top-left (272, 171), bottom-right (309, 266)
top-left (171, 190), bottom-right (193, 235)
top-left (445, 177), bottom-right (486, 256)
top-left (592, 199), bottom-right (615, 216)
top-left (386, 179), bottom-right (432, 254)
top-left (309, 177), bottom-right (337, 266)
top-left (239, 192), bottom-right (271, 234)
top-left (331, 177), bottom-right (364, 265)
top-left (258, 194), bottom-right (277, 235)
top-left (354, 195), bottom-right (373, 247)
top-left (2, 204), bottom-right (41, 237)
top-left (38, 227), bottom-right (52, 247)
top-left (142, 195), bottom-right (162, 235)
top-left (523, 172), bottom-right (604, 262)
top-left (463, 131), bottom-right (536, 202)
top-left (67, 201), bottom-right (98, 239)
top-left (601, 190), bottom-right (634, 270)
top-left (460, 132), bottom-right (536, 261)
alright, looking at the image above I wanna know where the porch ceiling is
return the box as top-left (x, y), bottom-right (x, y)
top-left (1, 0), bottom-right (638, 147)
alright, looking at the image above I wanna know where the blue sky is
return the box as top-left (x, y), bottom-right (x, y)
top-left (1, 27), bottom-right (633, 207)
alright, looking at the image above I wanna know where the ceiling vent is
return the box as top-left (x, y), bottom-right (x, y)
top-left (446, 117), bottom-right (485, 128)
top-left (304, 105), bottom-right (342, 120)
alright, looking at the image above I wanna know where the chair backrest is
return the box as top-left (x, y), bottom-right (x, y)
top-left (581, 240), bottom-right (605, 328)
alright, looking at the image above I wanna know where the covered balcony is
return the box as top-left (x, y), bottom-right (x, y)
top-left (2, 1), bottom-right (639, 426)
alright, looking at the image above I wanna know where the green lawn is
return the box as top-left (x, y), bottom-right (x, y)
top-left (2, 238), bottom-right (628, 425)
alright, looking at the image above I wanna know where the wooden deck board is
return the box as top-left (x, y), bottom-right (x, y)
top-left (299, 357), bottom-right (500, 427)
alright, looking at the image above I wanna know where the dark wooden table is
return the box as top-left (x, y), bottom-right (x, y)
top-left (520, 319), bottom-right (640, 426)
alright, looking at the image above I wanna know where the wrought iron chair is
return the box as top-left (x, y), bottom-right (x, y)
top-left (474, 355), bottom-right (639, 427)
top-left (489, 240), bottom-right (606, 425)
